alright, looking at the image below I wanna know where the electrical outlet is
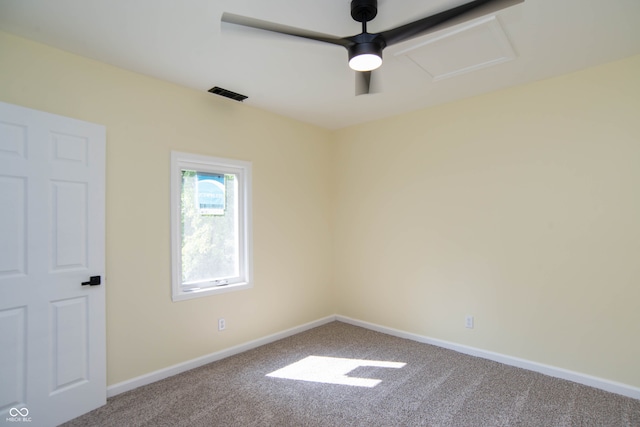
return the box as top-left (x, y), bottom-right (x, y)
top-left (465, 315), bottom-right (474, 329)
top-left (218, 318), bottom-right (226, 331)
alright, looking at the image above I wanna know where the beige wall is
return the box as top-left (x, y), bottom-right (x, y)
top-left (332, 54), bottom-right (640, 388)
top-left (2, 30), bottom-right (639, 390)
top-left (0, 32), bottom-right (335, 385)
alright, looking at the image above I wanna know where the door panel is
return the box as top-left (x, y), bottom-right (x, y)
top-left (51, 181), bottom-right (88, 271)
top-left (0, 176), bottom-right (26, 277)
top-left (0, 307), bottom-right (27, 409)
top-left (0, 101), bottom-right (105, 426)
top-left (50, 297), bottom-right (89, 393)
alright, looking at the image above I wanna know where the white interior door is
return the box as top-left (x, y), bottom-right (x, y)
top-left (0, 101), bottom-right (106, 426)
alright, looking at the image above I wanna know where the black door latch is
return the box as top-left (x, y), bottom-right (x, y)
top-left (82, 276), bottom-right (101, 286)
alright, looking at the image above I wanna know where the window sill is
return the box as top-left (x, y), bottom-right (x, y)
top-left (171, 281), bottom-right (252, 302)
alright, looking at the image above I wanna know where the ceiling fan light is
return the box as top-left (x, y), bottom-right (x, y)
top-left (348, 41), bottom-right (384, 72)
top-left (349, 53), bottom-right (382, 71)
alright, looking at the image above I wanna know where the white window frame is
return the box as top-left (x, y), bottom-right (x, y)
top-left (171, 151), bottom-right (253, 301)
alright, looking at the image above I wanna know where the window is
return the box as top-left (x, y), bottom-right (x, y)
top-left (171, 151), bottom-right (253, 301)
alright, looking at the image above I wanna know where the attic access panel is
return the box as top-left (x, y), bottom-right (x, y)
top-left (392, 16), bottom-right (517, 81)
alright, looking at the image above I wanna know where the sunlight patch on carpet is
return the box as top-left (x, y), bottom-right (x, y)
top-left (266, 356), bottom-right (406, 387)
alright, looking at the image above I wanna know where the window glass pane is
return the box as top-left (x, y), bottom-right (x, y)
top-left (180, 169), bottom-right (239, 284)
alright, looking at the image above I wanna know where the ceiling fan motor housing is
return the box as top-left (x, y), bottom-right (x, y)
top-left (347, 32), bottom-right (385, 62)
top-left (351, 0), bottom-right (378, 22)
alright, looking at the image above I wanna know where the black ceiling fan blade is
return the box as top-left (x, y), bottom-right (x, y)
top-left (355, 71), bottom-right (372, 96)
top-left (221, 12), bottom-right (351, 48)
top-left (380, 0), bottom-right (524, 47)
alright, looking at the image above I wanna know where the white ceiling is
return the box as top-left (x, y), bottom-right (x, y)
top-left (1, 0), bottom-right (639, 129)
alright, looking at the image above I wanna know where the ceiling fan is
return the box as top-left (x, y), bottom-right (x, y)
top-left (222, 0), bottom-right (524, 95)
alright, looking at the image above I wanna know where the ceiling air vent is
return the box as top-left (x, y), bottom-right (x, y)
top-left (208, 86), bottom-right (248, 102)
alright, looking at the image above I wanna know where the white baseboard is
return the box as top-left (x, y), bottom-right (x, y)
top-left (108, 314), bottom-right (639, 401)
top-left (107, 315), bottom-right (336, 397)
top-left (336, 315), bottom-right (640, 400)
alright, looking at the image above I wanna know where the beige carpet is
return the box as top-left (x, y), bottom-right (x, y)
top-left (64, 321), bottom-right (640, 426)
